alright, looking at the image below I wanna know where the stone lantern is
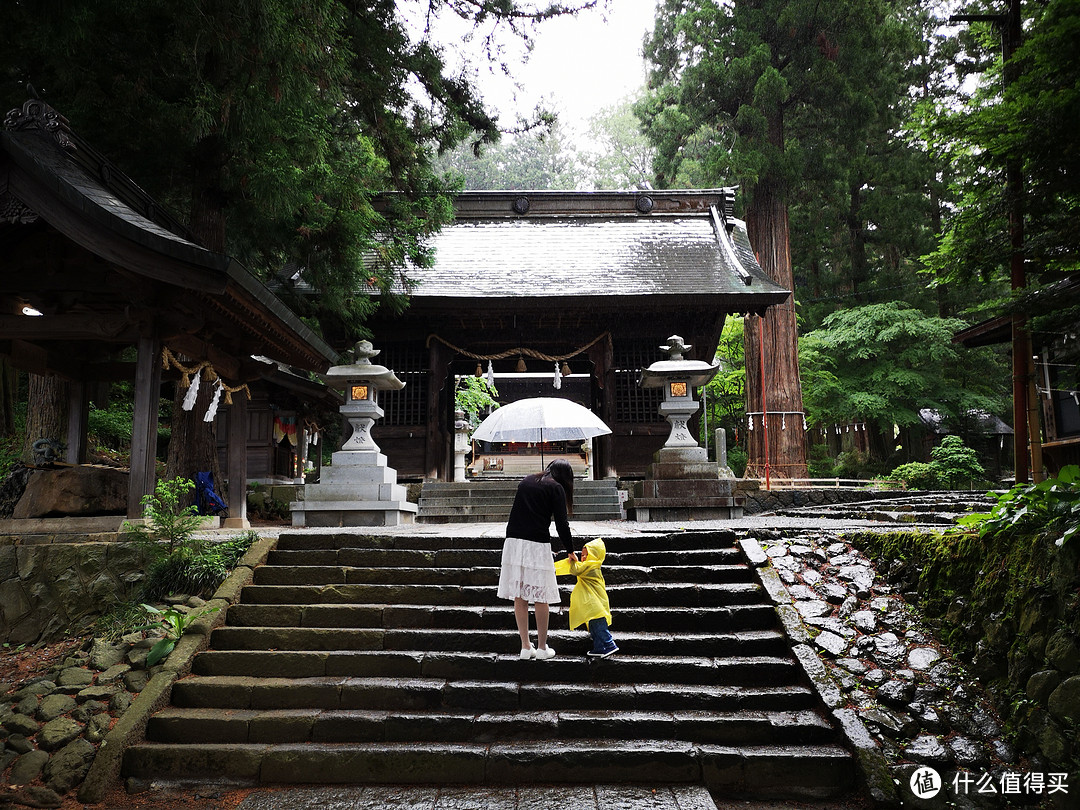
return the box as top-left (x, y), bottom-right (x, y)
top-left (290, 340), bottom-right (417, 526)
top-left (639, 335), bottom-right (719, 454)
top-left (626, 335), bottom-right (743, 521)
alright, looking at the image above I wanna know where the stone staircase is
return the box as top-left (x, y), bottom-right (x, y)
top-left (122, 529), bottom-right (858, 799)
top-left (417, 479), bottom-right (622, 523)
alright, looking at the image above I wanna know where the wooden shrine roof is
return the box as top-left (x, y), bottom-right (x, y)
top-left (0, 98), bottom-right (336, 381)
top-left (401, 189), bottom-right (790, 315)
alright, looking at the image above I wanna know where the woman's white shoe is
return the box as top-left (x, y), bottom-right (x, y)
top-left (533, 646), bottom-right (556, 660)
top-left (519, 645), bottom-right (535, 660)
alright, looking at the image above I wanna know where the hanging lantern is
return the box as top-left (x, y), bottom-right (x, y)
top-left (516, 356), bottom-right (527, 373)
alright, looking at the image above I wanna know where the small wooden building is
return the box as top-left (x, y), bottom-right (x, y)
top-left (366, 189), bottom-right (791, 482)
top-left (1, 98), bottom-right (336, 520)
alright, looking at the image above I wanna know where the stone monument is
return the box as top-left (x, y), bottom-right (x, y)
top-left (625, 335), bottom-right (743, 521)
top-left (290, 340), bottom-right (418, 526)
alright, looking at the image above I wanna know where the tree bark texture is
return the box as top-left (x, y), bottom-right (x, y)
top-left (21, 374), bottom-right (69, 464)
top-left (743, 181), bottom-right (808, 480)
top-left (164, 379), bottom-right (223, 505)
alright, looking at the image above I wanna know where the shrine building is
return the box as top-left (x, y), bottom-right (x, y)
top-left (364, 189), bottom-right (792, 483)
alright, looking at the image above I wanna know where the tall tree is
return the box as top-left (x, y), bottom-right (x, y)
top-left (638, 0), bottom-right (924, 480)
top-left (582, 94), bottom-right (656, 189)
top-left (1, 0), bottom-right (593, 485)
top-left (434, 120), bottom-right (582, 189)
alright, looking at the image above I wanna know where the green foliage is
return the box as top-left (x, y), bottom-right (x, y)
top-left (926, 0), bottom-right (1080, 289)
top-left (956, 466), bottom-right (1080, 548)
top-left (582, 94), bottom-right (656, 190)
top-left (929, 435), bottom-right (985, 489)
top-left (142, 532), bottom-right (257, 601)
top-left (1, 1), bottom-right (593, 344)
top-left (87, 403), bottom-right (133, 450)
top-left (799, 303), bottom-right (1007, 458)
top-left (134, 603), bottom-right (221, 666)
top-left (727, 445), bottom-right (749, 479)
top-left (434, 121), bottom-right (581, 190)
top-left (700, 318), bottom-right (746, 453)
top-left (806, 444), bottom-right (837, 479)
top-left (890, 461), bottom-right (942, 490)
top-left (455, 376), bottom-right (500, 430)
top-left (122, 477), bottom-right (207, 560)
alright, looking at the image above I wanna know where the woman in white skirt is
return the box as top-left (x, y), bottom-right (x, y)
top-left (497, 459), bottom-right (578, 660)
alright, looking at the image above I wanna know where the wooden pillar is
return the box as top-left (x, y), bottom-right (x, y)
top-left (65, 380), bottom-right (87, 464)
top-left (224, 390), bottom-right (250, 529)
top-left (425, 341), bottom-right (450, 481)
top-left (588, 334), bottom-right (617, 479)
top-left (128, 335), bottom-right (162, 518)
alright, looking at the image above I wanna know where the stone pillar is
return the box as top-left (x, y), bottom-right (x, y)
top-left (715, 427), bottom-right (736, 479)
top-left (453, 410), bottom-right (469, 483)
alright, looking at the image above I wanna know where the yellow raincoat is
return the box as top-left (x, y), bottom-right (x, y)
top-left (553, 538), bottom-right (612, 630)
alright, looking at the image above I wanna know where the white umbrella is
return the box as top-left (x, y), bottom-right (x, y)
top-left (471, 397), bottom-right (612, 469)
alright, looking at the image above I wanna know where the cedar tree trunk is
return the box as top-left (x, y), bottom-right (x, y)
top-left (743, 178), bottom-right (808, 481)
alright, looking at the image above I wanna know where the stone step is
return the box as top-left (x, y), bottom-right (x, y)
top-left (238, 581), bottom-right (765, 608)
top-left (122, 740), bottom-right (854, 797)
top-left (189, 650), bottom-right (803, 684)
top-left (170, 676), bottom-right (822, 713)
top-left (224, 603), bottom-right (780, 632)
top-left (267, 547), bottom-right (745, 568)
top-left (250, 564), bottom-right (755, 587)
top-left (272, 530), bottom-right (740, 554)
top-left (207, 627), bottom-right (791, 657)
top-left (148, 706), bottom-right (837, 746)
top-left (417, 480), bottom-right (622, 524)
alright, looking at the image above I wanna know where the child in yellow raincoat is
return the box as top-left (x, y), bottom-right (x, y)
top-left (553, 538), bottom-right (618, 658)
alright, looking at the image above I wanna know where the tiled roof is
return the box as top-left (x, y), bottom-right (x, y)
top-left (407, 200), bottom-right (790, 310)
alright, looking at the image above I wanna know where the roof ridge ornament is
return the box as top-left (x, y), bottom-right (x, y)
top-left (4, 97), bottom-right (75, 152)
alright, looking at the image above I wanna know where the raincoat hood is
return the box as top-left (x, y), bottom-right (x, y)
top-left (583, 538), bottom-right (606, 565)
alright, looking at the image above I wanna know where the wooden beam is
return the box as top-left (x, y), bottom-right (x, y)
top-left (224, 391), bottom-right (250, 529)
top-left (128, 335), bottom-right (162, 518)
top-left (0, 313), bottom-right (129, 340)
top-left (65, 380), bottom-right (88, 464)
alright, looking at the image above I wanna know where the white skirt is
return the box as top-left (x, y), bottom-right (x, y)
top-left (497, 536), bottom-right (561, 604)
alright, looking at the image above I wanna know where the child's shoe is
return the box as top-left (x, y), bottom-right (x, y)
top-left (587, 643), bottom-right (619, 659)
top-left (533, 646), bottom-right (556, 660)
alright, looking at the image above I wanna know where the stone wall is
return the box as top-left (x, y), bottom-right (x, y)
top-left (0, 541), bottom-right (149, 645)
top-left (849, 529), bottom-right (1080, 777)
top-left (738, 482), bottom-right (913, 514)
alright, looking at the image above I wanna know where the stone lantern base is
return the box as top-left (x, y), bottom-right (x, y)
top-left (290, 449), bottom-right (417, 527)
top-left (625, 447), bottom-right (743, 522)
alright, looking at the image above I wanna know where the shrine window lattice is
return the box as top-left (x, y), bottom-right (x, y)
top-left (377, 347), bottom-right (427, 427)
top-left (613, 343), bottom-right (664, 424)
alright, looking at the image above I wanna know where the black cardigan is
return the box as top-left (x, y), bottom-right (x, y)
top-left (504, 473), bottom-right (574, 556)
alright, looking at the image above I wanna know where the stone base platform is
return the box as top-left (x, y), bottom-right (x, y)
top-left (626, 447), bottom-right (743, 522)
top-left (290, 449), bottom-right (417, 528)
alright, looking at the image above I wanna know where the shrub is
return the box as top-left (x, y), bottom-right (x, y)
top-left (123, 477), bottom-right (207, 560)
top-left (142, 531), bottom-right (257, 600)
top-left (957, 465), bottom-right (1080, 548)
top-left (930, 435), bottom-right (986, 489)
top-left (890, 461), bottom-right (943, 490)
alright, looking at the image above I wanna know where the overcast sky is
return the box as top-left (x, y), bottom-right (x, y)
top-left (424, 0), bottom-right (658, 142)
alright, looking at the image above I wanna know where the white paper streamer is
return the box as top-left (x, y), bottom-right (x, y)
top-left (203, 380), bottom-right (224, 422)
top-left (182, 370), bottom-right (201, 411)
